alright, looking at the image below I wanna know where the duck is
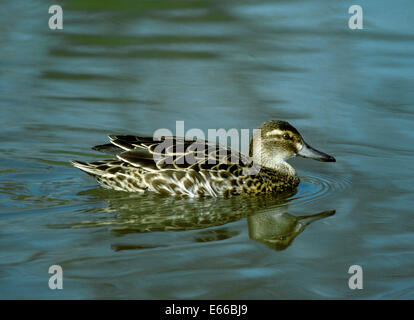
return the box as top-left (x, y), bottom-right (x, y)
top-left (71, 120), bottom-right (335, 197)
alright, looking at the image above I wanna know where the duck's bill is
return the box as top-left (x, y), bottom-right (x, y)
top-left (297, 142), bottom-right (336, 162)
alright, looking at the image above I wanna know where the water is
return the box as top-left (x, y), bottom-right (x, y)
top-left (1, 0), bottom-right (413, 299)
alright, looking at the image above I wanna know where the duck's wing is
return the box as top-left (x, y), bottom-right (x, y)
top-left (95, 135), bottom-right (253, 173)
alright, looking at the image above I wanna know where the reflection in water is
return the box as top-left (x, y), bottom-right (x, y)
top-left (68, 188), bottom-right (334, 251)
top-left (248, 209), bottom-right (335, 250)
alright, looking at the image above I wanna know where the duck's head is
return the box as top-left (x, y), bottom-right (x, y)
top-left (250, 120), bottom-right (335, 172)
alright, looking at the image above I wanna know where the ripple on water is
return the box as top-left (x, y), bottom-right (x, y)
top-left (289, 173), bottom-right (351, 205)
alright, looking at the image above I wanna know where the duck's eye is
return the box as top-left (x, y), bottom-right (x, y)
top-left (282, 134), bottom-right (291, 140)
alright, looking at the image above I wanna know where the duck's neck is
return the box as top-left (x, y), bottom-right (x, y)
top-left (259, 157), bottom-right (297, 176)
top-left (249, 134), bottom-right (297, 177)
top-left (249, 149), bottom-right (296, 176)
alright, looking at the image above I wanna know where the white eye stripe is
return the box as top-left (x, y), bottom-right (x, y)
top-left (266, 129), bottom-right (284, 136)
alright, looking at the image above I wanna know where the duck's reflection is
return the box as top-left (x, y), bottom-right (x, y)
top-left (74, 188), bottom-right (335, 251)
top-left (248, 209), bottom-right (335, 250)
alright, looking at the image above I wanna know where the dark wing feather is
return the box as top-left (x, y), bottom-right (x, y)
top-left (108, 135), bottom-right (162, 151)
top-left (116, 150), bottom-right (159, 171)
top-left (92, 143), bottom-right (124, 155)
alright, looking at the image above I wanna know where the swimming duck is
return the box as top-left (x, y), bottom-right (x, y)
top-left (71, 120), bottom-right (335, 197)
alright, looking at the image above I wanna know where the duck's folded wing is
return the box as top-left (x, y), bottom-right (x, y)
top-left (100, 135), bottom-right (252, 172)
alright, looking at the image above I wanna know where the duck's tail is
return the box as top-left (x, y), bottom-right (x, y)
top-left (71, 159), bottom-right (147, 192)
top-left (71, 160), bottom-right (101, 176)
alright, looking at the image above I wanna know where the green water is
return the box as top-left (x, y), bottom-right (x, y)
top-left (0, 0), bottom-right (413, 299)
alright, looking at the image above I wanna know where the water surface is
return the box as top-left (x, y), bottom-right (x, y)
top-left (0, 0), bottom-right (413, 299)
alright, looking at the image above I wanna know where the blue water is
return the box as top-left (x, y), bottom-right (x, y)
top-left (0, 0), bottom-right (413, 299)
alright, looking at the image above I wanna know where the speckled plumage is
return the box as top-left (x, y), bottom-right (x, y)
top-left (72, 120), bottom-right (335, 197)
